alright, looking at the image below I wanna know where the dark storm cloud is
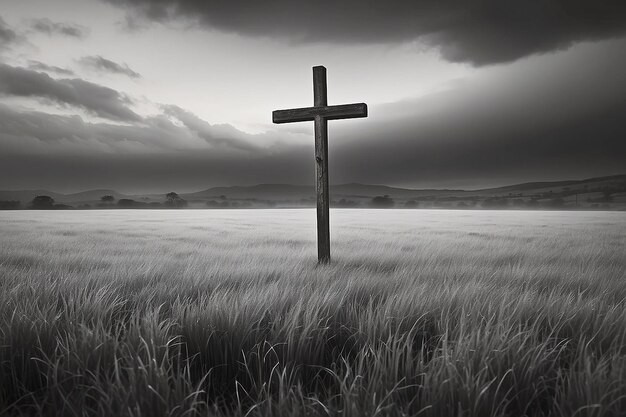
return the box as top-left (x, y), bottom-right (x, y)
top-left (103, 0), bottom-right (626, 65)
top-left (1, 50), bottom-right (624, 192)
top-left (0, 63), bottom-right (140, 121)
top-left (0, 149), bottom-right (311, 194)
top-left (0, 39), bottom-right (624, 191)
top-left (329, 98), bottom-right (626, 187)
top-left (328, 40), bottom-right (626, 186)
top-left (0, 103), bottom-right (301, 192)
top-left (0, 104), bottom-right (170, 152)
top-left (79, 55), bottom-right (141, 79)
top-left (27, 60), bottom-right (74, 76)
top-left (29, 18), bottom-right (88, 38)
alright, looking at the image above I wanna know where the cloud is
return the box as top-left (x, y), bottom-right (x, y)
top-left (162, 105), bottom-right (260, 151)
top-left (79, 55), bottom-right (141, 79)
top-left (102, 0), bottom-right (626, 65)
top-left (0, 101), bottom-right (268, 155)
top-left (0, 39), bottom-right (623, 192)
top-left (27, 60), bottom-right (74, 76)
top-left (0, 63), bottom-right (141, 121)
top-left (0, 103), bottom-right (298, 192)
top-left (117, 14), bottom-right (148, 33)
top-left (327, 39), bottom-right (626, 186)
top-left (29, 18), bottom-right (88, 38)
top-left (0, 15), bottom-right (19, 49)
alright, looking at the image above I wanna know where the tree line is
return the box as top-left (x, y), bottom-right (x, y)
top-left (0, 185), bottom-right (622, 210)
top-left (0, 192), bottom-right (190, 210)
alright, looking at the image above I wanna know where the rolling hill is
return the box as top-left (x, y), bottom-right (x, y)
top-left (0, 174), bottom-right (624, 209)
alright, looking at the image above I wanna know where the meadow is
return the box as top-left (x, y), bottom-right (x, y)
top-left (0, 209), bottom-right (625, 417)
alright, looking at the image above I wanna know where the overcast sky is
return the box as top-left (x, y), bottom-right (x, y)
top-left (0, 0), bottom-right (624, 193)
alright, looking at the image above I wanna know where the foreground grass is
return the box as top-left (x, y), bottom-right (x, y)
top-left (0, 209), bottom-right (625, 417)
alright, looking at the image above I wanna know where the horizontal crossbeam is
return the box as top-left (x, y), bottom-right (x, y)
top-left (273, 103), bottom-right (368, 124)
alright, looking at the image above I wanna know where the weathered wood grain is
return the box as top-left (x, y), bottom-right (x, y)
top-left (272, 103), bottom-right (368, 124)
top-left (314, 114), bottom-right (330, 263)
top-left (272, 65), bottom-right (367, 264)
top-left (314, 65), bottom-right (327, 107)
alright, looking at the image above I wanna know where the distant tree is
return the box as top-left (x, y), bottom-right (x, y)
top-left (101, 195), bottom-right (115, 203)
top-left (31, 195), bottom-right (55, 209)
top-left (334, 198), bottom-right (359, 208)
top-left (166, 192), bottom-right (180, 203)
top-left (370, 195), bottom-right (395, 208)
top-left (117, 199), bottom-right (136, 207)
top-left (404, 200), bottom-right (418, 208)
top-left (165, 192), bottom-right (187, 208)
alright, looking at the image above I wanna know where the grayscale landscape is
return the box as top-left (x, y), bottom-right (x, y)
top-left (1, 209), bottom-right (625, 416)
top-left (2, 1), bottom-right (626, 416)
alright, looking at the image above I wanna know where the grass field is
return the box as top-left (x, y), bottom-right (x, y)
top-left (1, 209), bottom-right (625, 417)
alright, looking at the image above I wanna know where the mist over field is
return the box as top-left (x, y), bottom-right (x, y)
top-left (1, 209), bottom-right (625, 416)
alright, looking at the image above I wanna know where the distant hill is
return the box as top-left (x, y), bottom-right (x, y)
top-left (183, 183), bottom-right (465, 200)
top-left (0, 189), bottom-right (132, 205)
top-left (183, 175), bottom-right (625, 200)
top-left (0, 174), bottom-right (624, 209)
top-left (475, 175), bottom-right (626, 195)
top-left (62, 190), bottom-right (133, 203)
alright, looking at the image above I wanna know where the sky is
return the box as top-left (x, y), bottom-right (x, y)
top-left (0, 0), bottom-right (625, 193)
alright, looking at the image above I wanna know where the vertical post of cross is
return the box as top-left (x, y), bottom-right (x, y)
top-left (272, 65), bottom-right (367, 264)
top-left (313, 66), bottom-right (330, 263)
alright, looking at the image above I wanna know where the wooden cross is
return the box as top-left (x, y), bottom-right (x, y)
top-left (273, 66), bottom-right (368, 263)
